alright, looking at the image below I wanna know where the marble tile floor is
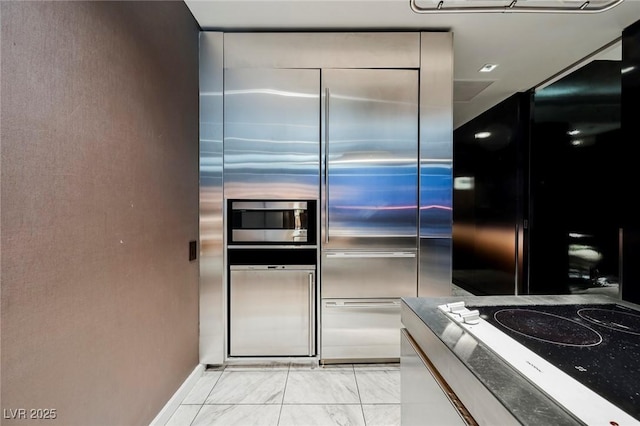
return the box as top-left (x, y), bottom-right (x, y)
top-left (165, 362), bottom-right (401, 426)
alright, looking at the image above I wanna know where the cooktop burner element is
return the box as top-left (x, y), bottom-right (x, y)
top-left (439, 302), bottom-right (640, 425)
top-left (494, 309), bottom-right (603, 347)
top-left (578, 308), bottom-right (640, 336)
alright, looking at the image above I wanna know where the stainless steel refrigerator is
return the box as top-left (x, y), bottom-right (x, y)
top-left (320, 69), bottom-right (419, 362)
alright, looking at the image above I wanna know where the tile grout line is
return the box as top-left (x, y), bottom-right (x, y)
top-left (351, 365), bottom-right (369, 426)
top-left (275, 362), bottom-right (292, 426)
top-left (188, 367), bottom-right (225, 426)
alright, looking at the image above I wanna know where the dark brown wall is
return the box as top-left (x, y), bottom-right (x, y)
top-left (1, 2), bottom-right (200, 424)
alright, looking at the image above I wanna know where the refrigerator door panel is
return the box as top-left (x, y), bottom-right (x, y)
top-left (321, 69), bottom-right (419, 250)
top-left (224, 68), bottom-right (320, 200)
top-left (229, 266), bottom-right (315, 356)
top-left (321, 299), bottom-right (401, 361)
top-left (321, 251), bottom-right (417, 298)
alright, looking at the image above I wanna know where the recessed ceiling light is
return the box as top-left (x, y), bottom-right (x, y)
top-left (474, 131), bottom-right (491, 139)
top-left (479, 64), bottom-right (498, 73)
top-left (571, 139), bottom-right (583, 146)
top-left (567, 129), bottom-right (581, 136)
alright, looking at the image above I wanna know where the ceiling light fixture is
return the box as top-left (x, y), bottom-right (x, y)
top-left (479, 64), bottom-right (498, 73)
top-left (409, 0), bottom-right (625, 14)
top-left (475, 131), bottom-right (491, 139)
top-left (567, 129), bottom-right (581, 136)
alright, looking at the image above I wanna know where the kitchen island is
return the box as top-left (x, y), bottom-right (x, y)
top-left (400, 295), bottom-right (640, 426)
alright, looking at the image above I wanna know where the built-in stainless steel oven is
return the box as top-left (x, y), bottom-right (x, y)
top-left (227, 199), bottom-right (318, 358)
top-left (228, 200), bottom-right (316, 246)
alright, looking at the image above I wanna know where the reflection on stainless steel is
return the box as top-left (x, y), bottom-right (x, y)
top-left (419, 32), bottom-right (454, 297)
top-left (224, 68), bottom-right (320, 200)
top-left (321, 68), bottom-right (419, 248)
top-left (199, 32), bottom-right (225, 365)
top-left (229, 265), bottom-right (316, 356)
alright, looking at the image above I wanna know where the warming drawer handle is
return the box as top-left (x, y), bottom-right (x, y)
top-left (324, 301), bottom-right (401, 308)
top-left (309, 272), bottom-right (315, 355)
top-left (325, 252), bottom-right (416, 258)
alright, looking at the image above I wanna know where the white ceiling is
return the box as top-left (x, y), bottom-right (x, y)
top-left (184, 0), bottom-right (640, 128)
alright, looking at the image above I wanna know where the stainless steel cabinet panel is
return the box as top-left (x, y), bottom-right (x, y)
top-left (321, 251), bottom-right (417, 298)
top-left (224, 32), bottom-right (420, 69)
top-left (321, 299), bottom-right (401, 361)
top-left (419, 238), bottom-right (452, 297)
top-left (199, 32), bottom-right (225, 365)
top-left (321, 69), bottom-right (419, 250)
top-left (229, 265), bottom-right (315, 356)
top-left (224, 68), bottom-right (320, 200)
top-left (419, 33), bottom-right (453, 240)
top-left (401, 329), bottom-right (468, 426)
top-left (418, 33), bottom-right (454, 298)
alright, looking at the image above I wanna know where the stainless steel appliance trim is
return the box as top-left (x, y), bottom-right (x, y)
top-left (325, 300), bottom-right (401, 308)
top-left (230, 264), bottom-right (316, 271)
top-left (231, 229), bottom-right (309, 243)
top-left (231, 201), bottom-right (308, 210)
top-left (325, 251), bottom-right (416, 258)
top-left (227, 244), bottom-right (318, 250)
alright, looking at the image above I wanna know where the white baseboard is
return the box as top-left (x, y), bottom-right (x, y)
top-left (149, 363), bottom-right (205, 426)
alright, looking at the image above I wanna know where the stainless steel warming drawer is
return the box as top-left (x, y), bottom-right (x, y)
top-left (229, 264), bottom-right (316, 357)
top-left (321, 298), bottom-right (401, 361)
top-left (321, 251), bottom-right (417, 298)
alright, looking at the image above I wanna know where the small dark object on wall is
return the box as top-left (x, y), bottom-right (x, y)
top-left (189, 240), bottom-right (197, 261)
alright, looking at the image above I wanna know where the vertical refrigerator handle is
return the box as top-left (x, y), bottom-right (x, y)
top-left (324, 88), bottom-right (330, 244)
top-left (308, 272), bottom-right (315, 355)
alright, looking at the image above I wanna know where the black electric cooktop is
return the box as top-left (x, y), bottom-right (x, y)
top-left (470, 303), bottom-right (640, 422)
